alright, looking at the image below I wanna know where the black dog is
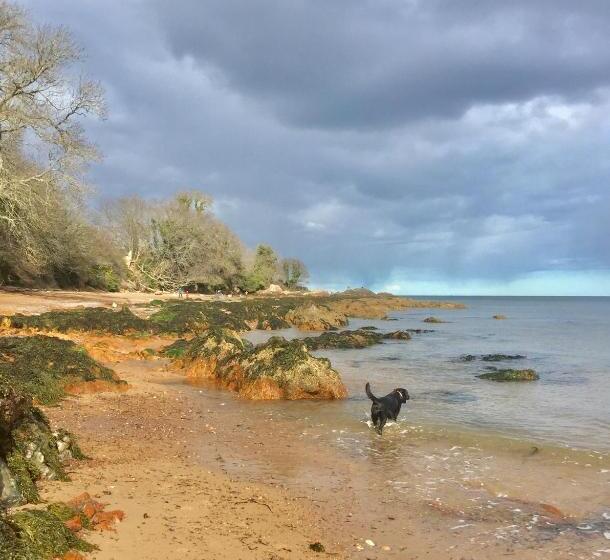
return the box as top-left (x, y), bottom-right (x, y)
top-left (365, 382), bottom-right (410, 435)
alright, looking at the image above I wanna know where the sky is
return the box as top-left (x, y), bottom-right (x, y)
top-left (19, 0), bottom-right (610, 295)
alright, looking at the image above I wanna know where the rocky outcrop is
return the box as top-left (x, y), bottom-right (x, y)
top-left (423, 316), bottom-right (446, 323)
top-left (0, 381), bottom-right (84, 508)
top-left (2, 305), bottom-right (152, 335)
top-left (0, 336), bottom-right (127, 405)
top-left (477, 368), bottom-right (539, 381)
top-left (237, 337), bottom-right (347, 400)
top-left (167, 331), bottom-right (347, 400)
top-left (459, 354), bottom-right (526, 362)
top-left (302, 329), bottom-right (411, 350)
top-left (177, 328), bottom-right (252, 380)
top-left (285, 304), bottom-right (348, 331)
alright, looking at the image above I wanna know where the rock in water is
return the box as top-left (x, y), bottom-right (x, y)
top-left (476, 368), bottom-right (539, 381)
top-left (285, 303), bottom-right (348, 331)
top-left (168, 331), bottom-right (347, 400)
top-left (302, 329), bottom-right (412, 350)
top-left (423, 316), bottom-right (445, 323)
top-left (238, 337), bottom-right (347, 400)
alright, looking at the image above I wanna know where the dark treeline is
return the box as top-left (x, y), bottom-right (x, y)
top-left (0, 2), bottom-right (306, 293)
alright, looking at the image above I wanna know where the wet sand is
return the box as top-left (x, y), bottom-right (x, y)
top-left (33, 333), bottom-right (608, 560)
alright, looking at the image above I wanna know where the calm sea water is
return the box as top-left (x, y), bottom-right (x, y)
top-left (245, 296), bottom-right (610, 451)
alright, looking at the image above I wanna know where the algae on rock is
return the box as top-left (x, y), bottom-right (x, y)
top-left (477, 368), bottom-right (539, 381)
top-left (284, 303), bottom-right (348, 331)
top-left (1, 379), bottom-right (85, 508)
top-left (237, 337), bottom-right (347, 400)
top-left (302, 329), bottom-right (411, 350)
top-left (0, 509), bottom-right (94, 560)
top-left (0, 335), bottom-right (126, 405)
top-left (168, 331), bottom-right (347, 400)
top-left (2, 306), bottom-right (152, 335)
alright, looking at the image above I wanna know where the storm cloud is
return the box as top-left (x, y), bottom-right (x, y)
top-left (19, 0), bottom-right (610, 294)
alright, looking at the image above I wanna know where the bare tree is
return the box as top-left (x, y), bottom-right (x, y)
top-left (0, 1), bottom-right (105, 283)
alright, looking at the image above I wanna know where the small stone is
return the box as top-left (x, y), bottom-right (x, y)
top-left (309, 542), bottom-right (325, 553)
top-left (365, 539), bottom-right (375, 547)
top-left (382, 545), bottom-right (391, 551)
top-left (604, 531), bottom-right (610, 540)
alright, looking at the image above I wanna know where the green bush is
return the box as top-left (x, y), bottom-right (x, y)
top-left (87, 264), bottom-right (121, 292)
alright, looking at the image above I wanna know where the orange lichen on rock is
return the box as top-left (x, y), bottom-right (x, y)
top-left (66, 492), bottom-right (125, 532)
top-left (64, 515), bottom-right (83, 532)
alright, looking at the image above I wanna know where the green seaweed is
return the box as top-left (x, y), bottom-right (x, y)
top-left (302, 329), bottom-right (411, 350)
top-left (5, 449), bottom-right (39, 505)
top-left (1, 378), bottom-right (86, 508)
top-left (0, 335), bottom-right (125, 405)
top-left (242, 337), bottom-right (333, 382)
top-left (480, 354), bottom-right (526, 362)
top-left (4, 306), bottom-right (152, 335)
top-left (161, 338), bottom-right (189, 359)
top-left (46, 502), bottom-right (92, 530)
top-left (7, 509), bottom-right (95, 558)
top-left (477, 368), bottom-right (539, 381)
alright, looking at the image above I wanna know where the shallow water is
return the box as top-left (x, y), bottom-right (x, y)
top-left (245, 296), bottom-right (610, 452)
top-left (187, 298), bottom-right (610, 556)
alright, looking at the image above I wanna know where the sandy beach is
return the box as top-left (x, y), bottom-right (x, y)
top-left (1, 290), bottom-right (609, 560)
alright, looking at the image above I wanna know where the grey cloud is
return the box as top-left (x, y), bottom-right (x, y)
top-left (153, 0), bottom-right (610, 129)
top-left (17, 0), bottom-right (610, 292)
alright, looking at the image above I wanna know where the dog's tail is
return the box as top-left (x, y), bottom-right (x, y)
top-left (365, 382), bottom-right (379, 403)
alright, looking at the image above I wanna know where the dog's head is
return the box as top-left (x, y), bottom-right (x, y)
top-left (394, 388), bottom-right (410, 403)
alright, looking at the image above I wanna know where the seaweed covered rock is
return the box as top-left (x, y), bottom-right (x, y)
top-left (0, 335), bottom-right (126, 405)
top-left (170, 334), bottom-right (347, 400)
top-left (302, 329), bottom-right (411, 350)
top-left (477, 368), bottom-right (539, 382)
top-left (0, 380), bottom-right (82, 507)
top-left (481, 354), bottom-right (526, 362)
top-left (459, 354), bottom-right (526, 362)
top-left (171, 328), bottom-right (252, 380)
top-left (423, 316), bottom-right (446, 323)
top-left (2, 306), bottom-right (152, 335)
top-left (284, 304), bottom-right (348, 331)
top-left (0, 508), bottom-right (95, 559)
top-left (236, 337), bottom-right (347, 400)
top-left (302, 329), bottom-right (384, 350)
top-left (148, 299), bottom-right (295, 333)
top-left (383, 330), bottom-right (412, 341)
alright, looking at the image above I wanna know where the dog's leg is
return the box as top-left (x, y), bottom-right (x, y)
top-left (376, 412), bottom-right (387, 435)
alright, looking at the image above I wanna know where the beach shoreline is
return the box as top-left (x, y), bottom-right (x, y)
top-left (1, 290), bottom-right (609, 559)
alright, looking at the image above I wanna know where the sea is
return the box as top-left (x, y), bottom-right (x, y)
top-left (244, 296), bottom-right (610, 452)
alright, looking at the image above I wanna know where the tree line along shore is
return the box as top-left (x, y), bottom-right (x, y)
top-left (0, 3), bottom-right (305, 295)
